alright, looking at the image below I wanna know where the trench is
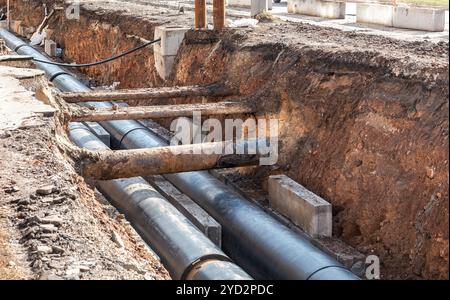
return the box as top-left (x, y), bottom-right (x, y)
top-left (3, 0), bottom-right (449, 279)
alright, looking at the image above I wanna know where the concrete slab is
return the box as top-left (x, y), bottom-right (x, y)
top-left (268, 174), bottom-right (332, 238)
top-left (154, 53), bottom-right (176, 81)
top-left (154, 26), bottom-right (189, 80)
top-left (357, 3), bottom-right (446, 32)
top-left (154, 26), bottom-right (190, 56)
top-left (288, 0), bottom-right (346, 19)
top-left (228, 0), bottom-right (272, 10)
top-left (393, 6), bottom-right (446, 32)
top-left (251, 0), bottom-right (268, 17)
top-left (44, 39), bottom-right (57, 57)
top-left (82, 121), bottom-right (111, 147)
top-left (148, 175), bottom-right (222, 247)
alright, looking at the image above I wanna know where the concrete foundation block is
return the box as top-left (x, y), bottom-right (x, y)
top-left (356, 3), bottom-right (394, 27)
top-left (154, 26), bottom-right (189, 80)
top-left (227, 0), bottom-right (252, 7)
top-left (393, 6), bottom-right (445, 32)
top-left (251, 0), bottom-right (268, 17)
top-left (228, 0), bottom-right (272, 9)
top-left (268, 175), bottom-right (332, 238)
top-left (44, 39), bottom-right (57, 57)
top-left (154, 26), bottom-right (190, 56)
top-left (148, 175), bottom-right (222, 247)
top-left (357, 3), bottom-right (445, 32)
top-left (0, 20), bottom-right (7, 29)
top-left (154, 53), bottom-right (176, 81)
top-left (288, 0), bottom-right (346, 19)
top-left (82, 122), bottom-right (111, 147)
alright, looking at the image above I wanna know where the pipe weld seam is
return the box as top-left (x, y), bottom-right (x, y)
top-left (305, 265), bottom-right (352, 280)
top-left (49, 71), bottom-right (71, 82)
top-left (13, 43), bottom-right (30, 52)
top-left (118, 127), bottom-right (149, 147)
top-left (181, 254), bottom-right (232, 280)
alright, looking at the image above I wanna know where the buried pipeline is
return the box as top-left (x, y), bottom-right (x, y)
top-left (0, 28), bottom-right (359, 280)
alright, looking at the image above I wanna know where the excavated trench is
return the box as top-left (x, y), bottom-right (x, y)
top-left (4, 0), bottom-right (449, 279)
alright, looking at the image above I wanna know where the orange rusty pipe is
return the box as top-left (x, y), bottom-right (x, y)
top-left (195, 0), bottom-right (207, 29)
top-left (213, 0), bottom-right (226, 30)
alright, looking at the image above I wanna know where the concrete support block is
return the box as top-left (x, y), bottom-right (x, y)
top-left (154, 26), bottom-right (190, 56)
top-left (44, 39), bottom-right (57, 57)
top-left (288, 0), bottom-right (346, 19)
top-left (0, 20), bottom-right (7, 29)
top-left (228, 0), bottom-right (251, 7)
top-left (268, 175), bottom-right (332, 238)
top-left (251, 0), bottom-right (268, 17)
top-left (153, 26), bottom-right (189, 80)
top-left (154, 54), bottom-right (176, 81)
top-left (148, 175), bottom-right (222, 247)
top-left (393, 6), bottom-right (445, 32)
top-left (356, 3), bottom-right (394, 27)
top-left (356, 3), bottom-right (445, 32)
top-left (228, 0), bottom-right (272, 9)
top-left (82, 122), bottom-right (111, 147)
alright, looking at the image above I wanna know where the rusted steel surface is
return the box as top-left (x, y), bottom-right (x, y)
top-left (195, 0), bottom-right (207, 29)
top-left (80, 140), bottom-right (261, 180)
top-left (70, 101), bottom-right (255, 122)
top-left (60, 83), bottom-right (235, 103)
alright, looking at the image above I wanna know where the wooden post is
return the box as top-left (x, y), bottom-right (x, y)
top-left (213, 0), bottom-right (226, 30)
top-left (195, 0), bottom-right (207, 29)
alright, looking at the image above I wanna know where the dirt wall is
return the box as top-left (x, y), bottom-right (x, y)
top-left (8, 0), bottom-right (449, 279)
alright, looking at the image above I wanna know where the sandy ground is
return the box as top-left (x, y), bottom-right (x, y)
top-left (0, 52), bottom-right (170, 280)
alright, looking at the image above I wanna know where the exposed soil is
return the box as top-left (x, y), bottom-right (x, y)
top-left (0, 57), bottom-right (170, 280)
top-left (3, 0), bottom-right (449, 279)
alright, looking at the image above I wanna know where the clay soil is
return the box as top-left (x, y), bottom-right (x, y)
top-left (0, 59), bottom-right (169, 279)
top-left (2, 0), bottom-right (449, 279)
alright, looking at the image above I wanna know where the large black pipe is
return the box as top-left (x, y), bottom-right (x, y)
top-left (69, 123), bottom-right (251, 280)
top-left (1, 28), bottom-right (358, 280)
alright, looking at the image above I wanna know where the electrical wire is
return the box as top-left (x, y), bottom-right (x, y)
top-left (32, 38), bottom-right (161, 68)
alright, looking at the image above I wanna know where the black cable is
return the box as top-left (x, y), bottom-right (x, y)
top-left (32, 38), bottom-right (161, 68)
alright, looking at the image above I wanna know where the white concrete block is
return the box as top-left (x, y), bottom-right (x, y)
top-left (154, 26), bottom-right (190, 56)
top-left (228, 0), bottom-right (252, 7)
top-left (288, 0), bottom-right (346, 19)
top-left (251, 0), bottom-right (269, 17)
top-left (268, 175), bottom-right (332, 238)
top-left (82, 122), bottom-right (110, 147)
top-left (393, 6), bottom-right (445, 32)
top-left (224, 0), bottom-right (272, 9)
top-left (154, 53), bottom-right (176, 81)
top-left (356, 3), bottom-right (394, 27)
top-left (149, 175), bottom-right (222, 247)
top-left (44, 39), bottom-right (57, 57)
top-left (356, 3), bottom-right (445, 32)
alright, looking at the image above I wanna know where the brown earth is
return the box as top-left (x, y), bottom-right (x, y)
top-left (4, 0), bottom-right (449, 279)
top-left (0, 56), bottom-right (170, 280)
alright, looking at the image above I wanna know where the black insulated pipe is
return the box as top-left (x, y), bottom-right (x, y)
top-left (69, 123), bottom-right (252, 280)
top-left (0, 28), bottom-right (359, 280)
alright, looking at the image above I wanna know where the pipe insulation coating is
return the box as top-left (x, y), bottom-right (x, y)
top-left (0, 28), bottom-right (359, 280)
top-left (69, 123), bottom-right (251, 280)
